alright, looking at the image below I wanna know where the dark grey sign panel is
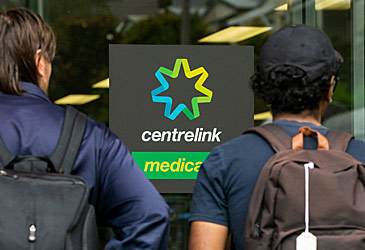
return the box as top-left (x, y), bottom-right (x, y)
top-left (110, 45), bottom-right (253, 193)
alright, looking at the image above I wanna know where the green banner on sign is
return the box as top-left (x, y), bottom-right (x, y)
top-left (132, 152), bottom-right (210, 179)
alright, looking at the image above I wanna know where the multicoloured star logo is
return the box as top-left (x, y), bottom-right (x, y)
top-left (151, 59), bottom-right (213, 120)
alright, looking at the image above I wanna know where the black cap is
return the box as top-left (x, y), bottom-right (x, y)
top-left (259, 24), bottom-right (343, 82)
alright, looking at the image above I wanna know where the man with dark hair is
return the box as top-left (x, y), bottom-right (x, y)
top-left (189, 25), bottom-right (365, 250)
top-left (0, 8), bottom-right (169, 249)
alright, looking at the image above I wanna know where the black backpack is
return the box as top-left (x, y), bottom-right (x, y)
top-left (0, 106), bottom-right (99, 250)
top-left (244, 124), bottom-right (365, 250)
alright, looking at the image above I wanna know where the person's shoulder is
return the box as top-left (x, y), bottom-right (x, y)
top-left (349, 138), bottom-right (365, 148)
top-left (217, 131), bottom-right (270, 154)
top-left (83, 117), bottom-right (118, 145)
top-left (203, 131), bottom-right (274, 173)
top-left (84, 117), bottom-right (107, 133)
top-left (347, 138), bottom-right (365, 163)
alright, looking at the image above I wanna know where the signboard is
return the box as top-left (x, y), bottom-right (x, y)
top-left (110, 45), bottom-right (253, 193)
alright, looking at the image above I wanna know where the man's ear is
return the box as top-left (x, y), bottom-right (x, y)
top-left (327, 75), bottom-right (336, 103)
top-left (34, 49), bottom-right (46, 77)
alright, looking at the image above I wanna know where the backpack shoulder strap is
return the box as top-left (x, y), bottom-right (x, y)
top-left (0, 136), bottom-right (14, 169)
top-left (243, 123), bottom-right (291, 152)
top-left (50, 106), bottom-right (87, 174)
top-left (326, 129), bottom-right (354, 152)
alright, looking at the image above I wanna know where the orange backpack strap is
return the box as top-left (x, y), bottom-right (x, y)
top-left (292, 127), bottom-right (329, 150)
top-left (326, 130), bottom-right (354, 152)
top-left (244, 124), bottom-right (291, 152)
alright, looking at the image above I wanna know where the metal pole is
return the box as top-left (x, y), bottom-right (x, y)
top-left (353, 0), bottom-right (365, 139)
top-left (38, 0), bottom-right (44, 18)
top-left (305, 0), bottom-right (316, 27)
top-left (292, 0), bottom-right (303, 24)
top-left (180, 0), bottom-right (190, 45)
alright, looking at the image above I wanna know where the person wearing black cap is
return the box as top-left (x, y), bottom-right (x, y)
top-left (188, 25), bottom-right (365, 250)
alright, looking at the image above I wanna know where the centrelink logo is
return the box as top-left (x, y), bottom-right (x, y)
top-left (151, 59), bottom-right (213, 120)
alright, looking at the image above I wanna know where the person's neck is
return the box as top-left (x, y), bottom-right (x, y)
top-left (273, 111), bottom-right (322, 126)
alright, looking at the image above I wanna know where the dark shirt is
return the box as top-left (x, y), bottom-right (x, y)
top-left (0, 82), bottom-right (169, 250)
top-left (189, 119), bottom-right (365, 249)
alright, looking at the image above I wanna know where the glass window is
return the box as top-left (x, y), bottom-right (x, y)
top-left (1, 0), bottom-right (363, 249)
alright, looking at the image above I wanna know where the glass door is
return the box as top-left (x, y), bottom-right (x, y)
top-left (289, 0), bottom-right (365, 139)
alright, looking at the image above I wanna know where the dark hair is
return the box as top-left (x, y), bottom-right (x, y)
top-left (0, 8), bottom-right (56, 95)
top-left (251, 65), bottom-right (331, 115)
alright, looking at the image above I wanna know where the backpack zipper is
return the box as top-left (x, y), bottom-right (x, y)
top-left (29, 176), bottom-right (36, 250)
top-left (253, 221), bottom-right (261, 238)
top-left (28, 224), bottom-right (36, 242)
top-left (253, 203), bottom-right (263, 238)
top-left (0, 170), bottom-right (85, 186)
top-left (0, 170), bottom-right (18, 179)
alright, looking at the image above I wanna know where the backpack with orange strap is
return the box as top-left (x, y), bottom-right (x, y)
top-left (244, 124), bottom-right (365, 250)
